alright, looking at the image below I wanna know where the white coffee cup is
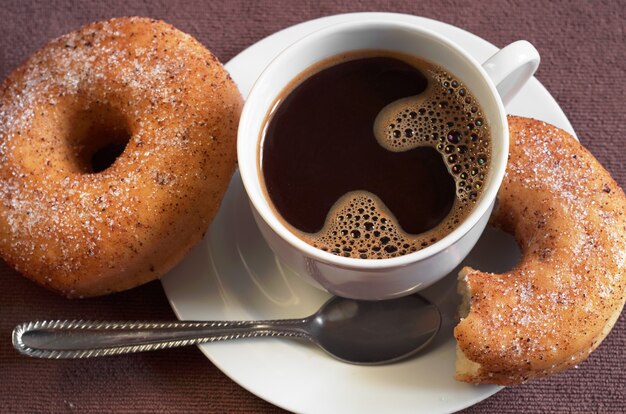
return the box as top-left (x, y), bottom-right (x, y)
top-left (238, 20), bottom-right (539, 300)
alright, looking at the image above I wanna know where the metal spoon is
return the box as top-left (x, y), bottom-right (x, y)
top-left (12, 294), bottom-right (441, 364)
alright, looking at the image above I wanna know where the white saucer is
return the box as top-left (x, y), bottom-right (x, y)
top-left (161, 12), bottom-right (577, 414)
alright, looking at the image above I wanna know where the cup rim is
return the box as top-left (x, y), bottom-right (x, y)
top-left (237, 18), bottom-right (509, 270)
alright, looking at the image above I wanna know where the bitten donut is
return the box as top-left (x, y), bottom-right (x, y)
top-left (455, 116), bottom-right (626, 384)
top-left (0, 17), bottom-right (242, 297)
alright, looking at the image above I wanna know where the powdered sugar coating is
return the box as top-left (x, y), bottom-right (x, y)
top-left (0, 17), bottom-right (242, 297)
top-left (454, 116), bottom-right (626, 384)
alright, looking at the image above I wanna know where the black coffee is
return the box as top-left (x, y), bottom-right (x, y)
top-left (261, 51), bottom-right (491, 259)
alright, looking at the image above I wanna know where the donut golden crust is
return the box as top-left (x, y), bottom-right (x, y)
top-left (454, 116), bottom-right (626, 385)
top-left (0, 17), bottom-right (243, 297)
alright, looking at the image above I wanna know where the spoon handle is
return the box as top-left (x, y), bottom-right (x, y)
top-left (13, 319), bottom-right (311, 359)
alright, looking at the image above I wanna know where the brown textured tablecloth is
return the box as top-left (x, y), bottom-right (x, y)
top-left (1, 0), bottom-right (624, 412)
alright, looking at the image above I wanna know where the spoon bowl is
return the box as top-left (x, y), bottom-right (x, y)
top-left (309, 295), bottom-right (441, 364)
top-left (13, 294), bottom-right (441, 364)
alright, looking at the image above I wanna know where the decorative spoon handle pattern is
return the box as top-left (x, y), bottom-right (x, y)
top-left (12, 319), bottom-right (310, 359)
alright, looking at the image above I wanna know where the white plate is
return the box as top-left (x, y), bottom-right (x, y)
top-left (161, 12), bottom-right (577, 414)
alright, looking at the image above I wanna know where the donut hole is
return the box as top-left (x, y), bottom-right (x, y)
top-left (462, 225), bottom-right (521, 273)
top-left (91, 141), bottom-right (128, 173)
top-left (68, 103), bottom-right (132, 173)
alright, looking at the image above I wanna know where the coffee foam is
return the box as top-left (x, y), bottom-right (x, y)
top-left (294, 64), bottom-right (491, 259)
top-left (299, 191), bottom-right (452, 259)
top-left (374, 68), bottom-right (491, 205)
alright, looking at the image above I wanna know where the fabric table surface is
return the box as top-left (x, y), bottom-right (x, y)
top-left (0, 0), bottom-right (624, 412)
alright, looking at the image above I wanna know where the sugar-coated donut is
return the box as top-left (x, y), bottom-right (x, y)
top-left (455, 116), bottom-right (626, 385)
top-left (0, 17), bottom-right (242, 297)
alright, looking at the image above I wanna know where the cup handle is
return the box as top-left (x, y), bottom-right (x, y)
top-left (482, 40), bottom-right (540, 106)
